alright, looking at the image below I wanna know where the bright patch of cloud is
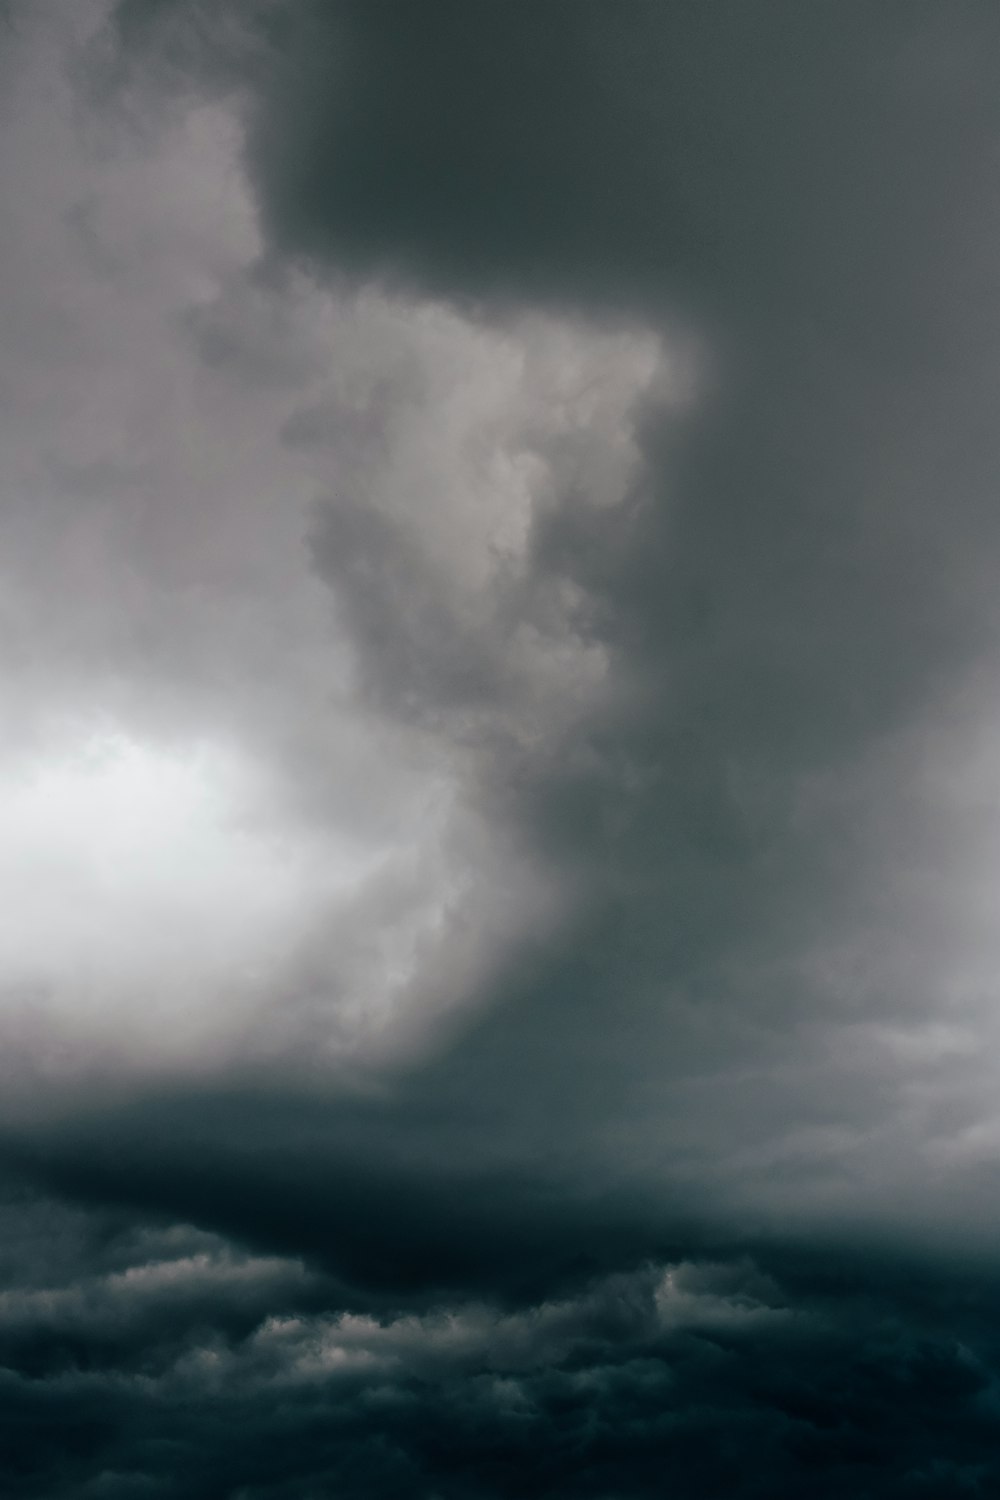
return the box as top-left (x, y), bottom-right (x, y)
top-left (0, 5), bottom-right (680, 1093)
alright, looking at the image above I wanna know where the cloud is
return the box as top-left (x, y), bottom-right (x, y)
top-left (0, 3), bottom-right (681, 1096)
top-left (0, 0), bottom-right (995, 1276)
top-left (5, 1), bottom-right (1000, 1494)
top-left (1, 1191), bottom-right (999, 1498)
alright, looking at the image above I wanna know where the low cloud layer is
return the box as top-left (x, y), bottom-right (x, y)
top-left (4, 1), bottom-right (1000, 1495)
top-left (4, 1187), bottom-right (1000, 1499)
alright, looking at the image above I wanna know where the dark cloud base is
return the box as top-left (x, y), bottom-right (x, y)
top-left (2, 1187), bottom-right (999, 1500)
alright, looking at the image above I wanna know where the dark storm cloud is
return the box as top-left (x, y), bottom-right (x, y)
top-left (98, 0), bottom-right (1000, 1238)
top-left (2, 1203), bottom-right (1000, 1500)
top-left (226, 0), bottom-right (1000, 348)
top-left (6, 1), bottom-right (1000, 1496)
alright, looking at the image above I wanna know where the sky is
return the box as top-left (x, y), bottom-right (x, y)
top-left (4, 2), bottom-right (1000, 1495)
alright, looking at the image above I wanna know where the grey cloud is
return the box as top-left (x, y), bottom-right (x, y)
top-left (1, 1190), bottom-right (999, 1499)
top-left (46, 0), bottom-right (1000, 1264)
top-left (20, 0), bottom-right (999, 1279)
top-left (4, 1), bottom-right (1000, 1495)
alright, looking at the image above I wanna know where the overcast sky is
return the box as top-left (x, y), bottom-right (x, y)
top-left (5, 2), bottom-right (1000, 1496)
